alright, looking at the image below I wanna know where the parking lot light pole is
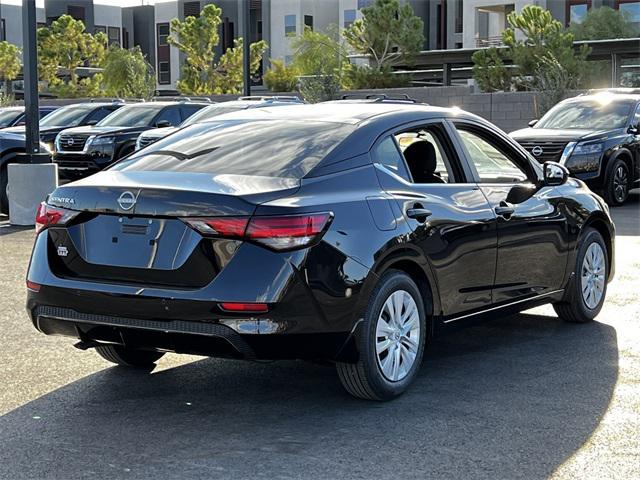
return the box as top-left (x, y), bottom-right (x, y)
top-left (7, 0), bottom-right (57, 225)
top-left (22, 0), bottom-right (42, 159)
top-left (242, 0), bottom-right (250, 97)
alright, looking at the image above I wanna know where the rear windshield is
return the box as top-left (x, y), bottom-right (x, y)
top-left (111, 120), bottom-right (354, 179)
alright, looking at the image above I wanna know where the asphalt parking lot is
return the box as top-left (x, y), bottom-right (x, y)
top-left (0, 191), bottom-right (638, 480)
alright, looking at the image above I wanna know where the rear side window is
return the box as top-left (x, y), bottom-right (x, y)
top-left (179, 104), bottom-right (205, 121)
top-left (156, 106), bottom-right (182, 126)
top-left (112, 120), bottom-right (355, 179)
top-left (371, 136), bottom-right (411, 181)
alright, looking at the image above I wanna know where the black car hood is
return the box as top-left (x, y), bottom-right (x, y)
top-left (2, 125), bottom-right (67, 135)
top-left (61, 125), bottom-right (150, 136)
top-left (510, 127), bottom-right (622, 142)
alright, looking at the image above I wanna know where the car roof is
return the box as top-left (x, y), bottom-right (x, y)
top-left (564, 93), bottom-right (640, 104)
top-left (212, 102), bottom-right (462, 125)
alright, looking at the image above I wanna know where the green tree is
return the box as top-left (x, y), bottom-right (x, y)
top-left (102, 46), bottom-right (155, 99)
top-left (569, 6), bottom-right (635, 40)
top-left (342, 0), bottom-right (423, 87)
top-left (292, 26), bottom-right (348, 101)
top-left (37, 15), bottom-right (107, 98)
top-left (264, 59), bottom-right (298, 92)
top-left (168, 4), bottom-right (267, 95)
top-left (0, 41), bottom-right (21, 100)
top-left (471, 47), bottom-right (511, 92)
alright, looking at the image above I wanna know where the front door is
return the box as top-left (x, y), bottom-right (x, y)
top-left (373, 120), bottom-right (498, 317)
top-left (451, 121), bottom-right (570, 304)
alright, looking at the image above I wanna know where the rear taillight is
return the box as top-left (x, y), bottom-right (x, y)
top-left (35, 202), bottom-right (80, 234)
top-left (26, 280), bottom-right (41, 292)
top-left (183, 213), bottom-right (332, 251)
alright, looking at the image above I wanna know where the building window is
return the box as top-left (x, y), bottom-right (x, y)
top-left (454, 0), bottom-right (463, 34)
top-left (567, 1), bottom-right (591, 25)
top-left (108, 26), bottom-right (120, 46)
top-left (158, 62), bottom-right (170, 85)
top-left (344, 9), bottom-right (356, 29)
top-left (183, 1), bottom-right (200, 18)
top-left (357, 0), bottom-right (373, 8)
top-left (157, 23), bottom-right (170, 46)
top-left (222, 18), bottom-right (234, 52)
top-left (618, 1), bottom-right (640, 22)
top-left (304, 15), bottom-right (313, 31)
top-left (284, 55), bottom-right (294, 66)
top-left (94, 25), bottom-right (106, 35)
top-left (285, 14), bottom-right (296, 36)
top-left (0, 19), bottom-right (5, 41)
top-left (123, 28), bottom-right (129, 49)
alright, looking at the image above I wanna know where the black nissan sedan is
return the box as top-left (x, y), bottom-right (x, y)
top-left (26, 101), bottom-right (615, 400)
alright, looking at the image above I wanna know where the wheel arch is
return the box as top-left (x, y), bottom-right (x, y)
top-left (0, 147), bottom-right (27, 170)
top-left (611, 147), bottom-right (633, 175)
top-left (581, 213), bottom-right (614, 281)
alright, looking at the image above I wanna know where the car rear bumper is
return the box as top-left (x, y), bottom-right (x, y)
top-left (28, 304), bottom-right (354, 360)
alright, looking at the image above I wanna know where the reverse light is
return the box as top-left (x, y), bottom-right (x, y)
top-left (183, 213), bottom-right (332, 251)
top-left (220, 302), bottom-right (269, 313)
top-left (35, 202), bottom-right (80, 234)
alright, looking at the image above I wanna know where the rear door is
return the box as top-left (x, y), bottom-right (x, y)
top-left (450, 120), bottom-right (570, 303)
top-left (373, 119), bottom-right (498, 317)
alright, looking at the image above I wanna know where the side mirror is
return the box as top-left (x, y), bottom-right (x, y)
top-left (506, 183), bottom-right (537, 204)
top-left (85, 119), bottom-right (98, 126)
top-left (628, 124), bottom-right (639, 135)
top-left (528, 119), bottom-right (539, 128)
top-left (543, 161), bottom-right (569, 187)
top-left (155, 120), bottom-right (171, 128)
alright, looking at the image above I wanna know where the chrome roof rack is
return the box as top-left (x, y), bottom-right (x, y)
top-left (338, 93), bottom-right (421, 104)
top-left (150, 96), bottom-right (213, 103)
top-left (237, 95), bottom-right (303, 102)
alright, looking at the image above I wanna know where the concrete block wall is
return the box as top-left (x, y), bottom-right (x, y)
top-left (34, 86), bottom-right (582, 133)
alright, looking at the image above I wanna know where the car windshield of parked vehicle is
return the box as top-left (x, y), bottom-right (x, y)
top-left (39, 105), bottom-right (92, 127)
top-left (112, 120), bottom-right (354, 179)
top-left (180, 105), bottom-right (247, 127)
top-left (0, 109), bottom-right (21, 127)
top-left (536, 99), bottom-right (633, 130)
top-left (97, 105), bottom-right (162, 127)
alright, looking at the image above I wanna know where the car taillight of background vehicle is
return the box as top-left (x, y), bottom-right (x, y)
top-left (182, 213), bottom-right (333, 251)
top-left (35, 202), bottom-right (80, 234)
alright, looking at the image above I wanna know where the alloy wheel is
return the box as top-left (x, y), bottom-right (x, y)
top-left (375, 290), bottom-right (421, 382)
top-left (581, 242), bottom-right (606, 310)
top-left (613, 165), bottom-right (629, 203)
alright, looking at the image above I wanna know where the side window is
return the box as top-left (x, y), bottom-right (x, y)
top-left (155, 107), bottom-right (182, 126)
top-left (371, 136), bottom-right (411, 182)
top-left (455, 127), bottom-right (529, 184)
top-left (633, 103), bottom-right (640, 127)
top-left (179, 105), bottom-right (204, 122)
top-left (394, 125), bottom-right (457, 184)
top-left (85, 107), bottom-right (113, 124)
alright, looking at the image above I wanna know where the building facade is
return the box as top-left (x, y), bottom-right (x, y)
top-left (0, 0), bottom-right (637, 91)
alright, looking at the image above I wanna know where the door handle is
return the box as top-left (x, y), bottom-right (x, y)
top-left (494, 201), bottom-right (515, 218)
top-left (406, 207), bottom-right (433, 222)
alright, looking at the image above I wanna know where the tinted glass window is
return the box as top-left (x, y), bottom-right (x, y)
top-left (98, 105), bottom-right (164, 127)
top-left (457, 128), bottom-right (528, 184)
top-left (537, 99), bottom-right (633, 130)
top-left (85, 106), bottom-right (118, 123)
top-left (179, 104), bottom-right (205, 122)
top-left (40, 106), bottom-right (92, 127)
top-left (372, 136), bottom-right (410, 181)
top-left (155, 106), bottom-right (182, 126)
top-left (112, 120), bottom-right (354, 179)
top-left (0, 109), bottom-right (22, 127)
top-left (180, 104), bottom-right (247, 126)
top-left (396, 129), bottom-right (456, 183)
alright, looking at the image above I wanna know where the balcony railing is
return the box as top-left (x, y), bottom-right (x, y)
top-left (476, 36), bottom-right (504, 48)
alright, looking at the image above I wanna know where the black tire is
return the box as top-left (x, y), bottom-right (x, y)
top-left (336, 270), bottom-right (428, 401)
top-left (603, 158), bottom-right (629, 206)
top-left (553, 228), bottom-right (608, 323)
top-left (0, 166), bottom-right (8, 215)
top-left (95, 345), bottom-right (164, 367)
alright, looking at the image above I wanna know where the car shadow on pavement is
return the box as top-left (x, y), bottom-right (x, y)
top-left (0, 312), bottom-right (618, 480)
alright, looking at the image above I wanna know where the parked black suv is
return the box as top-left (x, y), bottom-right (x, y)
top-left (0, 106), bottom-right (58, 129)
top-left (2, 101), bottom-right (125, 153)
top-left (510, 91), bottom-right (640, 205)
top-left (53, 100), bottom-right (209, 179)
